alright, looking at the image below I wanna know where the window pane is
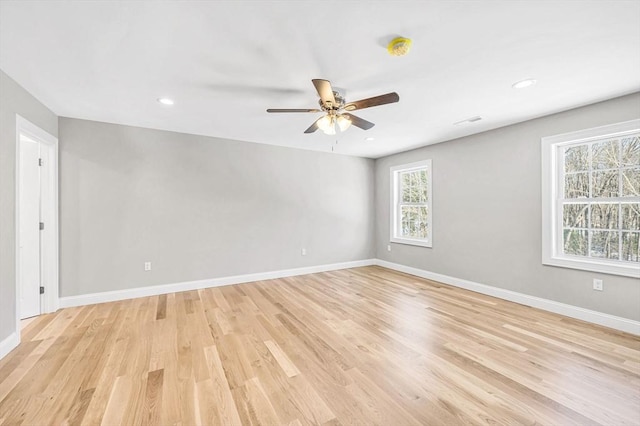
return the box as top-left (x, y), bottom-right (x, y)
top-left (401, 173), bottom-right (411, 202)
top-left (413, 186), bottom-right (421, 203)
top-left (409, 172), bottom-right (418, 202)
top-left (401, 206), bottom-right (414, 222)
top-left (412, 220), bottom-right (421, 238)
top-left (592, 139), bottom-right (619, 170)
top-left (420, 187), bottom-right (427, 203)
top-left (622, 232), bottom-right (640, 262)
top-left (621, 203), bottom-right (640, 231)
top-left (563, 229), bottom-right (588, 256)
top-left (563, 203), bottom-right (588, 228)
top-left (419, 170), bottom-right (428, 202)
top-left (621, 136), bottom-right (639, 167)
top-left (402, 172), bottom-right (410, 187)
top-left (409, 171), bottom-right (417, 188)
top-left (418, 205), bottom-right (428, 219)
top-left (402, 187), bottom-right (411, 203)
top-left (401, 205), bottom-right (429, 238)
top-left (564, 173), bottom-right (589, 198)
top-left (564, 145), bottom-right (589, 172)
top-left (590, 203), bottom-right (619, 229)
top-left (591, 170), bottom-right (619, 198)
top-left (417, 206), bottom-right (428, 238)
top-left (622, 168), bottom-right (639, 197)
top-left (401, 206), bottom-right (416, 237)
top-left (590, 230), bottom-right (620, 260)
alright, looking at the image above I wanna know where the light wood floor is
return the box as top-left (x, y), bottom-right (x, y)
top-left (1, 266), bottom-right (639, 425)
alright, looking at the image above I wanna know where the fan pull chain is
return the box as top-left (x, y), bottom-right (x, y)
top-left (331, 137), bottom-right (339, 152)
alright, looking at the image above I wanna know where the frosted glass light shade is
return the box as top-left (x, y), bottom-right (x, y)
top-left (323, 124), bottom-right (336, 135)
top-left (317, 115), bottom-right (333, 132)
top-left (337, 115), bottom-right (352, 131)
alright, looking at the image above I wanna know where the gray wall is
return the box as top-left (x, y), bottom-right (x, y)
top-left (375, 92), bottom-right (640, 321)
top-left (59, 118), bottom-right (375, 297)
top-left (0, 70), bottom-right (58, 342)
top-left (1, 71), bottom-right (637, 346)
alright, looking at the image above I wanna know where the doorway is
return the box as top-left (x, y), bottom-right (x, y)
top-left (16, 115), bottom-right (58, 321)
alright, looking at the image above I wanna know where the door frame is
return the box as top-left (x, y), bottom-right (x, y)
top-left (15, 114), bottom-right (59, 326)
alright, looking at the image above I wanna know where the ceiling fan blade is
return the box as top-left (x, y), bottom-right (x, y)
top-left (343, 92), bottom-right (399, 111)
top-left (267, 108), bottom-right (322, 113)
top-left (342, 113), bottom-right (375, 130)
top-left (312, 79), bottom-right (336, 108)
top-left (304, 116), bottom-right (324, 133)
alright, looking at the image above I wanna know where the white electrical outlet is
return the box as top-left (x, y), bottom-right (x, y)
top-left (144, 261), bottom-right (152, 271)
top-left (301, 248), bottom-right (306, 256)
top-left (387, 245), bottom-right (392, 252)
top-left (593, 279), bottom-right (603, 291)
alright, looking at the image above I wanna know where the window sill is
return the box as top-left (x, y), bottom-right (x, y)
top-left (390, 237), bottom-right (432, 248)
top-left (543, 256), bottom-right (640, 278)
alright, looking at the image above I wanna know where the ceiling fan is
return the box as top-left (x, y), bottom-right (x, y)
top-left (267, 79), bottom-right (399, 135)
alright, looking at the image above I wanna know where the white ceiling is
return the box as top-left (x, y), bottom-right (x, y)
top-left (1, 1), bottom-right (639, 158)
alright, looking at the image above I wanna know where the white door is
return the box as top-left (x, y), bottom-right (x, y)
top-left (19, 134), bottom-right (42, 319)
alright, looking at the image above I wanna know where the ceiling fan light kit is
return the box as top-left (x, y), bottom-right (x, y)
top-left (387, 37), bottom-right (412, 56)
top-left (314, 114), bottom-right (353, 135)
top-left (267, 79), bottom-right (399, 135)
top-left (317, 115), bottom-right (336, 135)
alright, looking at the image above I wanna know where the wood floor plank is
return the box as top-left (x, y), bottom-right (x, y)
top-left (264, 340), bottom-right (301, 378)
top-left (202, 344), bottom-right (243, 426)
top-left (1, 266), bottom-right (638, 425)
top-left (0, 340), bottom-right (45, 396)
top-left (141, 369), bottom-right (163, 426)
top-left (155, 294), bottom-right (167, 320)
top-left (100, 375), bottom-right (132, 426)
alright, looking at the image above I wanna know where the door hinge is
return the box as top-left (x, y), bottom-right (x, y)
top-left (39, 222), bottom-right (44, 230)
top-left (38, 158), bottom-right (43, 166)
top-left (40, 286), bottom-right (45, 294)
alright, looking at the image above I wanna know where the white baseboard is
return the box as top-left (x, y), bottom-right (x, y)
top-left (374, 259), bottom-right (640, 335)
top-left (59, 259), bottom-right (377, 309)
top-left (0, 331), bottom-right (20, 360)
top-left (56, 257), bottom-right (639, 335)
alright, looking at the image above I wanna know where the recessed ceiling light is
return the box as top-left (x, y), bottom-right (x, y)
top-left (453, 116), bottom-right (482, 125)
top-left (157, 97), bottom-right (174, 106)
top-left (365, 137), bottom-right (375, 141)
top-left (512, 79), bottom-right (537, 89)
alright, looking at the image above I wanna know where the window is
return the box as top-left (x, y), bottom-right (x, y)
top-left (390, 160), bottom-right (432, 247)
top-left (542, 119), bottom-right (640, 278)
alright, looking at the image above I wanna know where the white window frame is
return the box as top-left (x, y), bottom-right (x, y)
top-left (541, 119), bottom-right (640, 278)
top-left (390, 160), bottom-right (433, 248)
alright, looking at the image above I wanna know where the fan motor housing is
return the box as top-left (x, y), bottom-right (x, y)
top-left (319, 91), bottom-right (346, 111)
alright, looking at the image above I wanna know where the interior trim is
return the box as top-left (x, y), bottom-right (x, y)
top-left (0, 331), bottom-right (20, 360)
top-left (59, 259), bottom-right (377, 309)
top-left (15, 114), bottom-right (60, 345)
top-left (375, 259), bottom-right (640, 335)
top-left (59, 258), bottom-right (640, 335)
top-left (4, 256), bottom-right (636, 363)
